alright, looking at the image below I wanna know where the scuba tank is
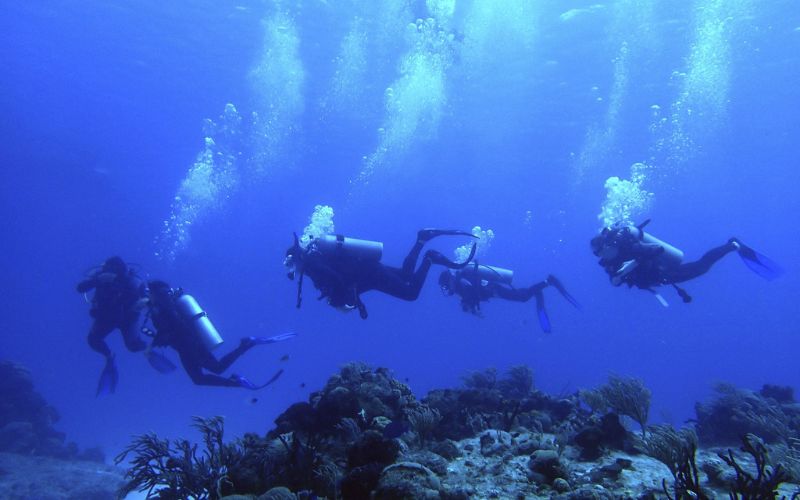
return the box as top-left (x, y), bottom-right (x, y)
top-left (462, 264), bottom-right (514, 285)
top-left (627, 225), bottom-right (684, 268)
top-left (175, 294), bottom-right (224, 351)
top-left (314, 234), bottom-right (383, 261)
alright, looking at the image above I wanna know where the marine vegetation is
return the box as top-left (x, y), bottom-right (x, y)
top-left (695, 382), bottom-right (798, 445)
top-left (720, 433), bottom-right (790, 499)
top-left (580, 374), bottom-right (651, 437)
top-left (643, 424), bottom-right (710, 499)
top-left (116, 416), bottom-right (243, 499)
top-left (115, 363), bottom-right (800, 499)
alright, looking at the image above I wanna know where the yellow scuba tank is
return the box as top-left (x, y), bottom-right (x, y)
top-left (315, 234), bottom-right (383, 261)
top-left (176, 294), bottom-right (224, 351)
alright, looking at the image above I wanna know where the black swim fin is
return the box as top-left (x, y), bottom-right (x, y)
top-left (534, 290), bottom-right (552, 333)
top-left (418, 228), bottom-right (477, 242)
top-left (96, 355), bottom-right (119, 396)
top-left (427, 243), bottom-right (477, 269)
top-left (232, 369), bottom-right (285, 390)
top-left (241, 332), bottom-right (297, 348)
top-left (546, 275), bottom-right (581, 309)
top-left (733, 239), bottom-right (784, 281)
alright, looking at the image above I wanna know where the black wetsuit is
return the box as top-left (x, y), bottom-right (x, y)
top-left (596, 225), bottom-right (739, 300)
top-left (77, 262), bottom-right (147, 359)
top-left (297, 237), bottom-right (441, 319)
top-left (148, 288), bottom-right (253, 387)
top-left (447, 271), bottom-right (549, 316)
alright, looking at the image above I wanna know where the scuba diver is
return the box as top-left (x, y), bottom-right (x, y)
top-left (284, 229), bottom-right (478, 319)
top-left (144, 280), bottom-right (294, 389)
top-left (438, 264), bottom-right (581, 333)
top-left (590, 219), bottom-right (783, 306)
top-left (77, 256), bottom-right (148, 396)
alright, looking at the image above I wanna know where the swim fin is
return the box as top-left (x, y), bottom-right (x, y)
top-left (534, 290), bottom-right (552, 333)
top-left (546, 275), bottom-right (581, 309)
top-left (96, 355), bottom-right (118, 396)
top-left (242, 332), bottom-right (297, 348)
top-left (145, 350), bottom-right (177, 374)
top-left (734, 240), bottom-right (784, 281)
top-left (427, 243), bottom-right (477, 269)
top-left (231, 369), bottom-right (285, 390)
top-left (418, 228), bottom-right (477, 242)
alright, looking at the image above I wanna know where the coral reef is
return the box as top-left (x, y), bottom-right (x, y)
top-left (695, 382), bottom-right (799, 445)
top-left (116, 364), bottom-right (800, 499)
top-left (0, 360), bottom-right (103, 461)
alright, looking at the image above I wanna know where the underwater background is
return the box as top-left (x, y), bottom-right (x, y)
top-left (1, 0), bottom-right (799, 461)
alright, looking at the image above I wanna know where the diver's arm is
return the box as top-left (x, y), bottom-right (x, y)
top-left (305, 257), bottom-right (349, 291)
top-left (76, 278), bottom-right (97, 293)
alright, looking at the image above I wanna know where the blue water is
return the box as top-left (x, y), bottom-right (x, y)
top-left (1, 0), bottom-right (799, 457)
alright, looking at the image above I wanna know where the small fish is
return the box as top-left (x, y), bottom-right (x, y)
top-left (280, 354), bottom-right (290, 362)
top-left (250, 397), bottom-right (259, 404)
top-left (300, 382), bottom-right (306, 388)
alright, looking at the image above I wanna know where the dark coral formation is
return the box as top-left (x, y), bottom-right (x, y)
top-left (579, 374), bottom-right (651, 437)
top-left (695, 382), bottom-right (800, 445)
top-left (425, 365), bottom-right (578, 441)
top-left (0, 360), bottom-right (103, 462)
top-left (117, 364), bottom-right (800, 499)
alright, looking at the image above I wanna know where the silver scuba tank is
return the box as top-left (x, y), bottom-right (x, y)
top-left (315, 234), bottom-right (383, 261)
top-left (628, 226), bottom-right (684, 268)
top-left (176, 294), bottom-right (224, 351)
top-left (462, 264), bottom-right (514, 285)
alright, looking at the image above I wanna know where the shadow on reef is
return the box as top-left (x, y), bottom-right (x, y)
top-left (0, 360), bottom-right (104, 462)
top-left (116, 363), bottom-right (800, 499)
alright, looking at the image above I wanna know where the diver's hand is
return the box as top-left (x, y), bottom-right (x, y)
top-left (615, 259), bottom-right (638, 277)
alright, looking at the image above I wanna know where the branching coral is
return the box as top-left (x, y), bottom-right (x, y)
top-left (597, 374), bottom-right (651, 437)
top-left (497, 365), bottom-right (534, 400)
top-left (643, 424), bottom-right (709, 500)
top-left (720, 433), bottom-right (790, 499)
top-left (407, 406), bottom-right (442, 445)
top-left (696, 383), bottom-right (793, 445)
top-left (115, 416), bottom-right (259, 500)
top-left (461, 367), bottom-right (497, 391)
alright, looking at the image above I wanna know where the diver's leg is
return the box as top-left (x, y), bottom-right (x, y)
top-left (179, 351), bottom-right (240, 387)
top-left (668, 241), bottom-right (737, 283)
top-left (370, 266), bottom-right (422, 301)
top-left (401, 238), bottom-right (427, 275)
top-left (494, 282), bottom-right (548, 302)
top-left (205, 342), bottom-right (253, 374)
top-left (87, 321), bottom-right (114, 358)
top-left (120, 313), bottom-right (146, 353)
top-left (402, 229), bottom-right (476, 274)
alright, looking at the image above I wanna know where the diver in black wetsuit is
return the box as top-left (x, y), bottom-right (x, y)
top-left (285, 229), bottom-right (477, 319)
top-left (590, 220), bottom-right (783, 304)
top-left (77, 256), bottom-right (148, 395)
top-left (438, 264), bottom-right (581, 333)
top-left (145, 280), bottom-right (292, 389)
